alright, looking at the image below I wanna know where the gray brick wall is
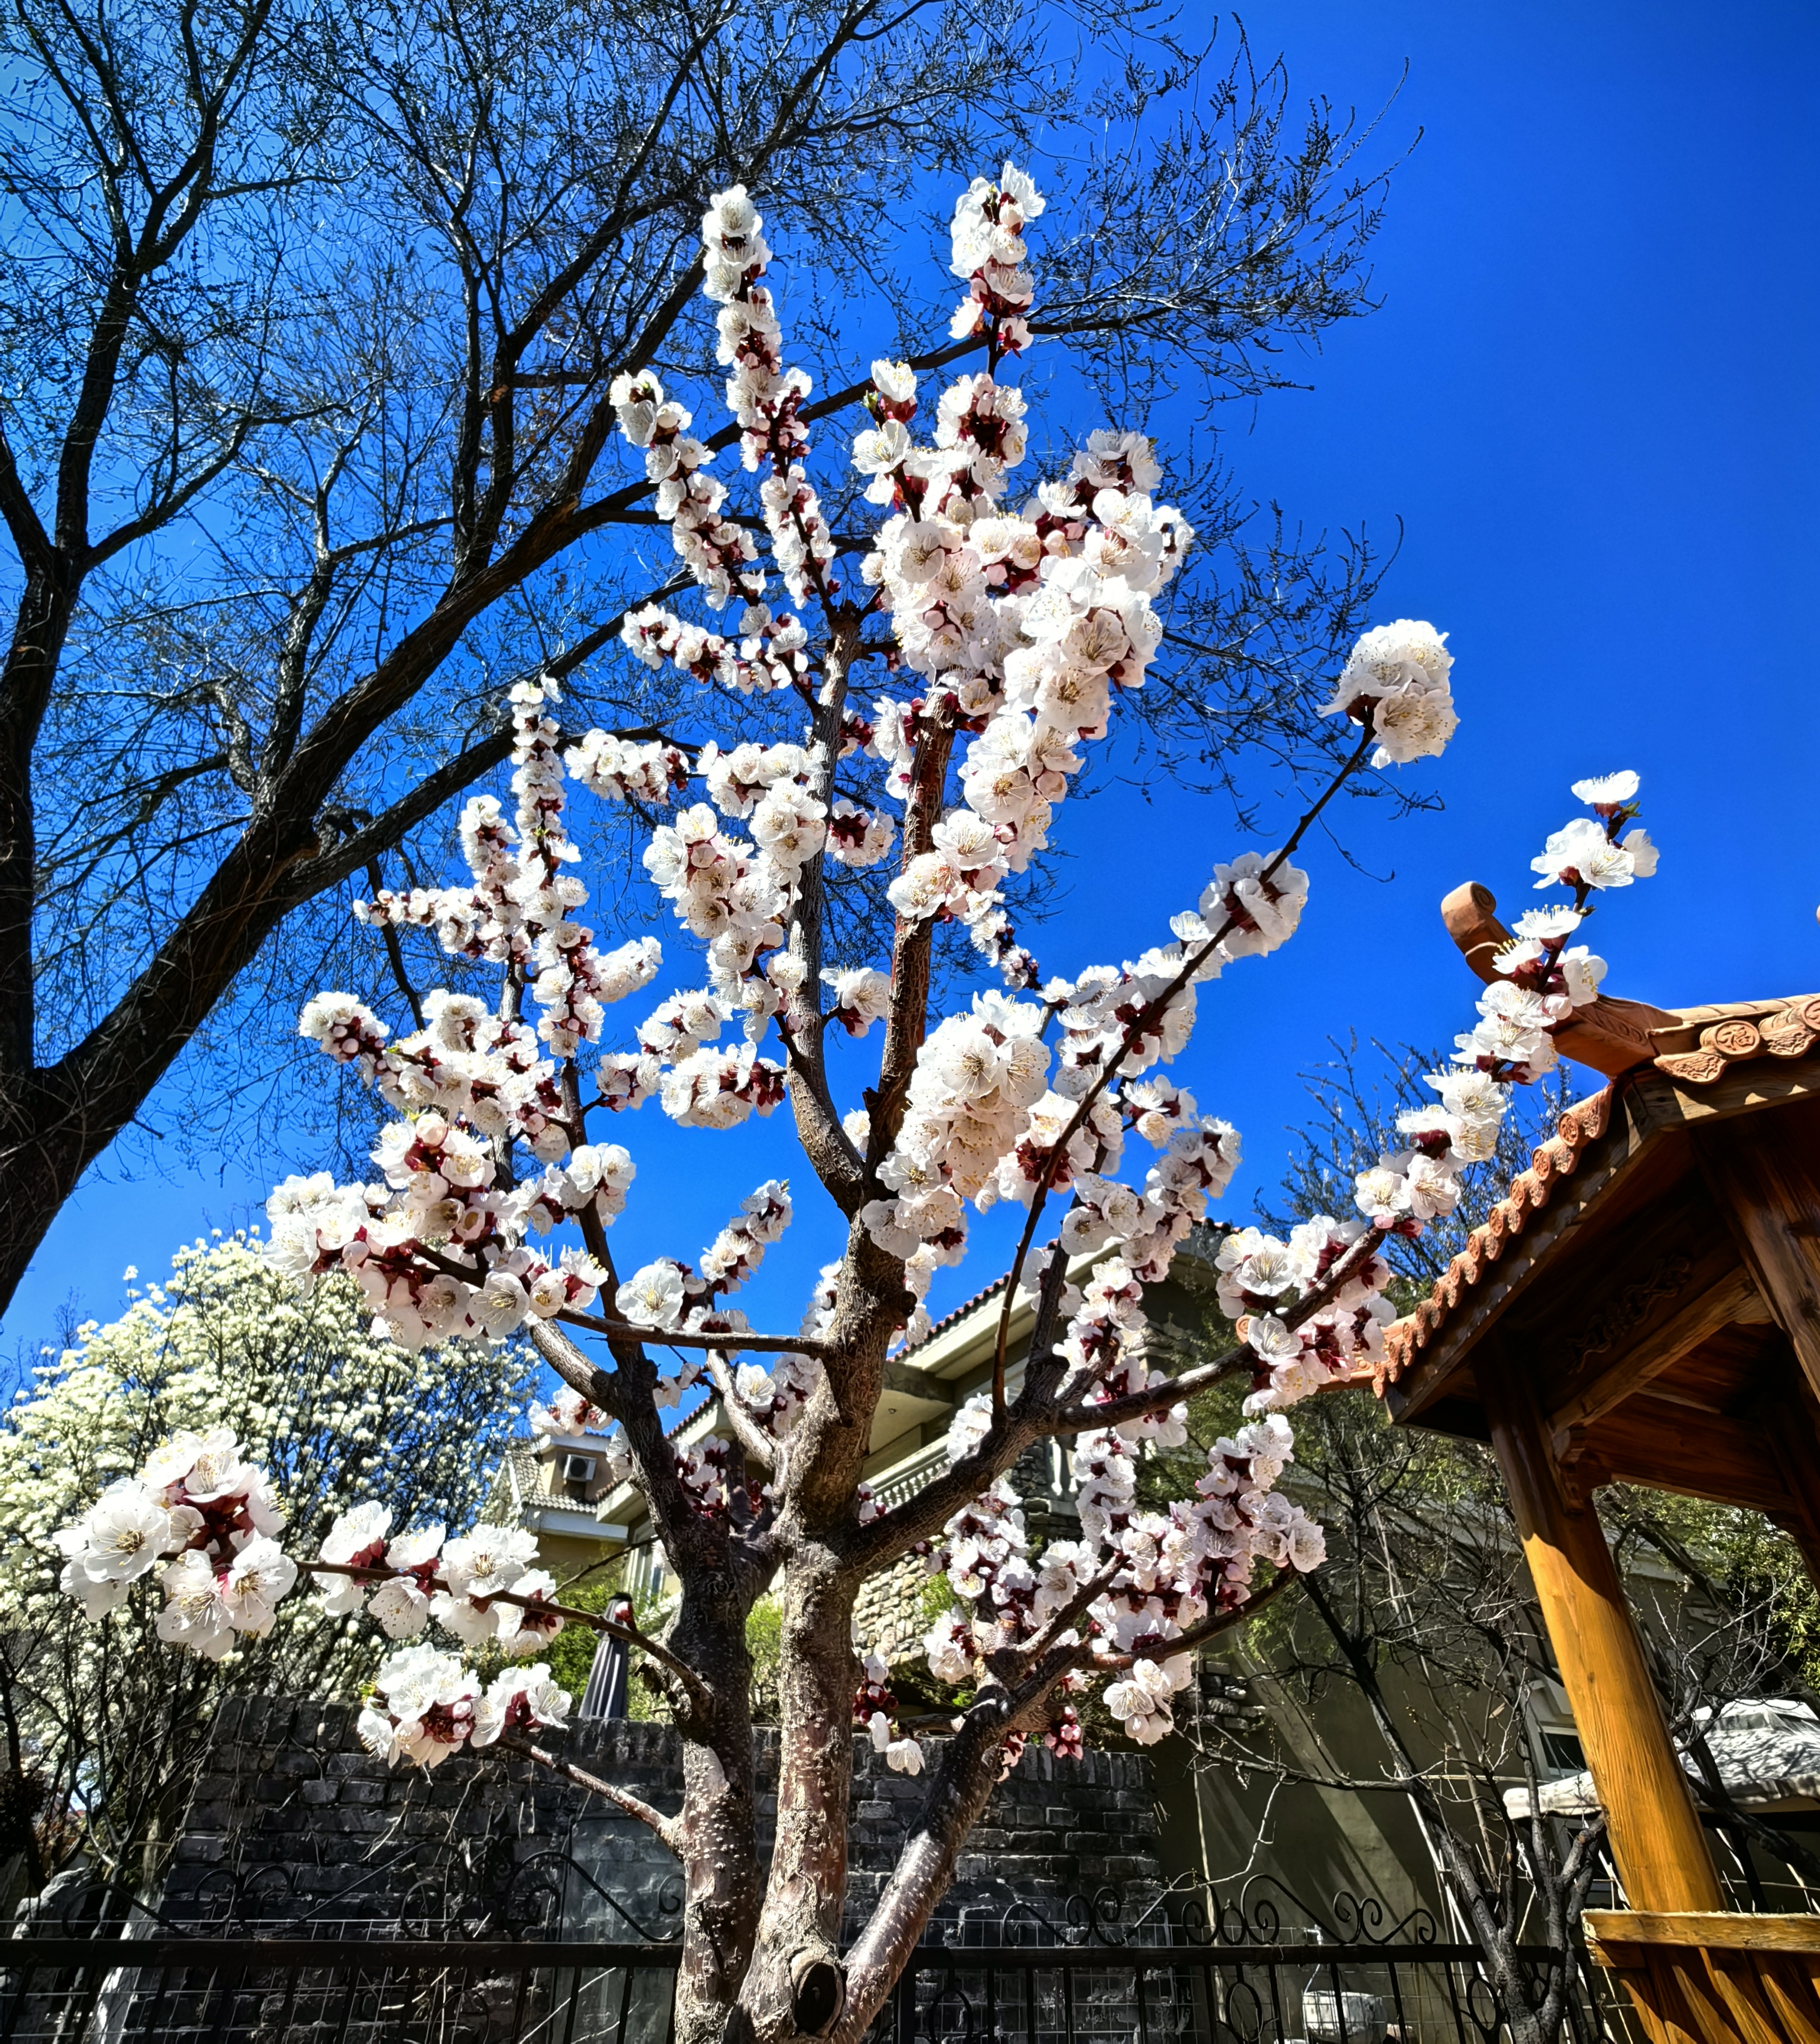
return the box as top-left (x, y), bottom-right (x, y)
top-left (166, 1698), bottom-right (1167, 1945)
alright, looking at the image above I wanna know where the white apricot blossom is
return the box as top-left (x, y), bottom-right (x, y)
top-left (41, 166), bottom-right (1482, 1801)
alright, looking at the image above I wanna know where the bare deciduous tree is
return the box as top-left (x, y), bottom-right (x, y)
top-left (0, 0), bottom-right (1402, 1312)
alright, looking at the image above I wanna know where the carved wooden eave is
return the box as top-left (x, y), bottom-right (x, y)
top-left (1377, 882), bottom-right (1820, 1563)
top-left (1437, 881), bottom-right (1820, 1083)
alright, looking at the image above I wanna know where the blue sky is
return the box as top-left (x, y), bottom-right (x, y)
top-left (9, 0), bottom-right (1818, 1366)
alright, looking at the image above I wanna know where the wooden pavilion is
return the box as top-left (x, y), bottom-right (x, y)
top-left (1376, 882), bottom-right (1820, 2044)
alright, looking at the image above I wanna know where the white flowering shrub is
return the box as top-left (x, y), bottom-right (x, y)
top-left (42, 170), bottom-right (1650, 2042)
top-left (1, 1231), bottom-right (531, 1887)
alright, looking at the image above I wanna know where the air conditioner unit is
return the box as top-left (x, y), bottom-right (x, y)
top-left (562, 1454), bottom-right (597, 1483)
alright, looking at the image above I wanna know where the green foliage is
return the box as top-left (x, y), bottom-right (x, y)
top-left (917, 1571), bottom-right (957, 1633)
top-left (746, 1594), bottom-right (783, 1723)
top-left (540, 1576), bottom-right (620, 1702)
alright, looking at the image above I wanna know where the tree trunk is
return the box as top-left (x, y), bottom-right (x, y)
top-left (837, 1714), bottom-right (1013, 2039)
top-left (670, 1586), bottom-right (765, 2044)
top-left (0, 1068), bottom-right (103, 1311)
top-left (738, 1544), bottom-right (858, 2044)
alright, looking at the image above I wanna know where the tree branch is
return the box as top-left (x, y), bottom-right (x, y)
top-left (496, 1733), bottom-right (681, 1851)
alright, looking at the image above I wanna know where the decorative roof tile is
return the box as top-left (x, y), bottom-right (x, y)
top-left (1651, 993), bottom-right (1820, 1086)
top-left (1377, 1084), bottom-right (1615, 1391)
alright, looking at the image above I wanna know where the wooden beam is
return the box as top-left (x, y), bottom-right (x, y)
top-left (1695, 1103), bottom-right (1820, 1405)
top-left (1633, 1056), bottom-right (1820, 1135)
top-left (1549, 1261), bottom-right (1766, 1436)
top-left (1586, 1912), bottom-right (1820, 1956)
top-left (1479, 1350), bottom-right (1724, 1916)
top-left (1576, 1399), bottom-right (1797, 1518)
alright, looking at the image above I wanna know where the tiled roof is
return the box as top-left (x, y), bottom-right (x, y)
top-left (1650, 994), bottom-right (1820, 1086)
top-left (892, 1271), bottom-right (1009, 1361)
top-left (485, 1440), bottom-right (543, 1523)
top-left (1378, 1085), bottom-right (1615, 1388)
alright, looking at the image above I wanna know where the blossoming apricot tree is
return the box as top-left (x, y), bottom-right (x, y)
top-left (43, 168), bottom-right (1651, 2044)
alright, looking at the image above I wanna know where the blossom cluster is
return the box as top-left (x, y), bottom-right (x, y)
top-left (1319, 619), bottom-right (1459, 769)
top-left (638, 788), bottom-right (814, 1070)
top-left (357, 1643), bottom-right (569, 1769)
top-left (352, 678), bottom-right (661, 1060)
top-left (1215, 1220), bottom-right (1398, 1411)
top-left (49, 1418), bottom-right (593, 1762)
top-left (312, 1506), bottom-right (566, 1657)
top-left (565, 732), bottom-right (691, 804)
top-left (1350, 769), bottom-right (1658, 1233)
top-left (948, 162), bottom-right (1043, 355)
top-left (706, 187), bottom-right (837, 607)
top-left (849, 168), bottom-right (1194, 998)
top-left (610, 181), bottom-right (835, 674)
top-left (10, 1232), bottom-right (536, 1784)
top-left (528, 1387), bottom-right (610, 1440)
top-left (862, 832), bottom-right (1270, 1345)
top-left (854, 1649), bottom-right (925, 1774)
top-left (52, 1427), bottom-right (296, 1658)
top-left (275, 682), bottom-right (684, 1350)
top-left (869, 424), bottom-right (1189, 979)
top-left (47, 1425), bottom-right (579, 1782)
top-left (923, 1397), bottom-right (1324, 1748)
top-left (860, 993), bottom-right (1050, 1335)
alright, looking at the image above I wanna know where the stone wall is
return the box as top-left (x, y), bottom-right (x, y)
top-left (165, 1698), bottom-right (1168, 1945)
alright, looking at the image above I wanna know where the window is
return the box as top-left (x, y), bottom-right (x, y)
top-left (1540, 1729), bottom-right (1585, 1771)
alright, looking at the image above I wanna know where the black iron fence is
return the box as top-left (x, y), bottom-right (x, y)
top-left (0, 1936), bottom-right (679, 2044)
top-left (0, 1872), bottom-right (1630, 2044)
top-left (0, 1930), bottom-right (1628, 2044)
top-left (884, 1937), bottom-right (1614, 2044)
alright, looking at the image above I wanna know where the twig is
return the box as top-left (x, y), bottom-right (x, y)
top-left (1043, 1222), bottom-right (1391, 1434)
top-left (304, 1560), bottom-right (711, 1708)
top-left (556, 1308), bottom-right (829, 1357)
top-left (988, 722), bottom-right (1380, 1415)
top-left (396, 1243), bottom-right (822, 1356)
top-left (495, 1734), bottom-right (681, 1850)
top-left (363, 857), bottom-right (425, 1030)
top-left (1114, 1561), bottom-right (1305, 1665)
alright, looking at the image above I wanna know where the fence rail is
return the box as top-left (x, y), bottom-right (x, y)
top-left (884, 1940), bottom-right (1615, 2044)
top-left (1, 1937), bottom-right (681, 2044)
top-left (0, 1931), bottom-right (1622, 2044)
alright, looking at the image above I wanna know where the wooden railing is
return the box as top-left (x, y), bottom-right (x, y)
top-left (1584, 1908), bottom-right (1820, 2043)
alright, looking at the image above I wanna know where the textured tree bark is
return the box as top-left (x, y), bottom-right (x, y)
top-left (0, 563), bottom-right (79, 1072)
top-left (670, 1589), bottom-right (764, 2044)
top-left (836, 1713), bottom-right (1017, 2039)
top-left (738, 1545), bottom-right (860, 2044)
top-left (735, 1226), bottom-right (907, 2043)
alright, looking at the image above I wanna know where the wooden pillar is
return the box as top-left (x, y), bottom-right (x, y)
top-left (1479, 1354), bottom-right (1724, 1915)
top-left (1765, 1399), bottom-right (1820, 1601)
top-left (1697, 1104), bottom-right (1820, 1407)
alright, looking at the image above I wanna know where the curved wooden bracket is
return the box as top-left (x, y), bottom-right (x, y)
top-left (1440, 881), bottom-right (1513, 987)
top-left (1440, 881), bottom-right (1684, 1079)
